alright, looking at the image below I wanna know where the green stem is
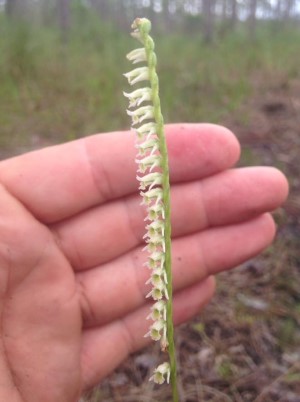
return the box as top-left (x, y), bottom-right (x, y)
top-left (141, 23), bottom-right (179, 402)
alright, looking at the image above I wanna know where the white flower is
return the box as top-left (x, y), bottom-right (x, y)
top-left (144, 234), bottom-right (165, 253)
top-left (146, 220), bottom-right (164, 237)
top-left (136, 137), bottom-right (159, 156)
top-left (127, 105), bottom-right (154, 125)
top-left (144, 319), bottom-right (166, 341)
top-left (145, 203), bottom-right (165, 221)
top-left (130, 30), bottom-right (143, 42)
top-left (146, 250), bottom-right (165, 269)
top-left (146, 266), bottom-right (168, 286)
top-left (126, 47), bottom-right (147, 64)
top-left (147, 300), bottom-right (167, 321)
top-left (135, 122), bottom-right (157, 140)
top-left (136, 153), bottom-right (162, 173)
top-left (150, 362), bottom-right (170, 384)
top-left (141, 187), bottom-right (163, 206)
top-left (137, 171), bottom-right (162, 191)
top-left (146, 281), bottom-right (168, 300)
top-left (123, 87), bottom-right (152, 108)
top-left (124, 67), bottom-right (149, 86)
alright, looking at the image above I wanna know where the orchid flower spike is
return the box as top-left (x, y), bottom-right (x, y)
top-left (123, 18), bottom-right (178, 399)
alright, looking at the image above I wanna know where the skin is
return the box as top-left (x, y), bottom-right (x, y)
top-left (0, 124), bottom-right (288, 402)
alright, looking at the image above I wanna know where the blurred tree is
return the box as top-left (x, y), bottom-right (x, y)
top-left (221, 0), bottom-right (228, 20)
top-left (5, 0), bottom-right (18, 17)
top-left (5, 0), bottom-right (28, 19)
top-left (230, 0), bottom-right (238, 28)
top-left (276, 0), bottom-right (282, 17)
top-left (162, 0), bottom-right (172, 30)
top-left (3, 0), bottom-right (300, 40)
top-left (247, 0), bottom-right (257, 39)
top-left (202, 0), bottom-right (215, 43)
top-left (57, 0), bottom-right (71, 43)
top-left (148, 0), bottom-right (157, 26)
top-left (262, 0), bottom-right (274, 18)
top-left (218, 0), bottom-right (238, 35)
top-left (94, 0), bottom-right (110, 18)
top-left (283, 0), bottom-right (296, 20)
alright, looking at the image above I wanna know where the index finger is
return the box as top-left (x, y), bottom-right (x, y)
top-left (0, 123), bottom-right (240, 223)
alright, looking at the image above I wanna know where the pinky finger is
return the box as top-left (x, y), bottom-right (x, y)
top-left (80, 276), bottom-right (216, 390)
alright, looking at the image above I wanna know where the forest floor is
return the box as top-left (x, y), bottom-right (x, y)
top-left (83, 75), bottom-right (300, 402)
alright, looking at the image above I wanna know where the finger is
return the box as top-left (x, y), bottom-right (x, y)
top-left (77, 213), bottom-right (275, 328)
top-left (81, 276), bottom-right (216, 389)
top-left (54, 167), bottom-right (287, 270)
top-left (0, 124), bottom-right (240, 223)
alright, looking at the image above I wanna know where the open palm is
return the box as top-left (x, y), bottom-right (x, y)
top-left (0, 124), bottom-right (288, 402)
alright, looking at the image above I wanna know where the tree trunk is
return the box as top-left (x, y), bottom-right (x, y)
top-left (276, 0), bottom-right (282, 18)
top-left (5, 0), bottom-right (27, 19)
top-left (230, 0), bottom-right (237, 29)
top-left (88, 0), bottom-right (111, 18)
top-left (5, 0), bottom-right (17, 17)
top-left (221, 0), bottom-right (228, 21)
top-left (283, 0), bottom-right (295, 20)
top-left (248, 0), bottom-right (257, 40)
top-left (57, 0), bottom-right (71, 44)
top-left (162, 0), bottom-right (172, 32)
top-left (202, 0), bottom-right (215, 44)
top-left (97, 0), bottom-right (110, 18)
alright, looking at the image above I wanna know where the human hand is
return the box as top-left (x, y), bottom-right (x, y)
top-left (0, 124), bottom-right (288, 402)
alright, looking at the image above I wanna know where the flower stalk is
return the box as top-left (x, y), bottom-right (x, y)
top-left (124, 18), bottom-right (179, 401)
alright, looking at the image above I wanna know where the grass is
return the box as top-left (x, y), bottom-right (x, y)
top-left (1, 15), bottom-right (300, 153)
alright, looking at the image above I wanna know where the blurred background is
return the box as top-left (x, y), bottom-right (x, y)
top-left (1, 1), bottom-right (300, 401)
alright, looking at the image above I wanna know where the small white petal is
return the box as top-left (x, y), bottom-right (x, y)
top-left (137, 144), bottom-right (159, 157)
top-left (131, 30), bottom-right (143, 42)
top-left (124, 67), bottom-right (149, 85)
top-left (145, 203), bottom-right (165, 220)
top-left (136, 136), bottom-right (158, 154)
top-left (166, 368), bottom-right (170, 383)
top-left (160, 335), bottom-right (169, 352)
top-left (137, 172), bottom-right (162, 191)
top-left (147, 302), bottom-right (166, 321)
top-left (127, 105), bottom-right (154, 126)
top-left (126, 47), bottom-right (147, 64)
top-left (135, 122), bottom-right (157, 140)
top-left (144, 319), bottom-right (165, 341)
top-left (151, 266), bottom-right (168, 285)
top-left (147, 282), bottom-right (168, 301)
top-left (146, 220), bottom-right (164, 237)
top-left (136, 154), bottom-right (162, 173)
top-left (141, 187), bottom-right (163, 206)
top-left (123, 87), bottom-right (152, 108)
top-left (137, 122), bottom-right (156, 133)
top-left (147, 251), bottom-right (165, 269)
top-left (147, 271), bottom-right (164, 287)
top-left (146, 286), bottom-right (163, 300)
top-left (150, 362), bottom-right (170, 384)
top-left (146, 234), bottom-right (165, 251)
